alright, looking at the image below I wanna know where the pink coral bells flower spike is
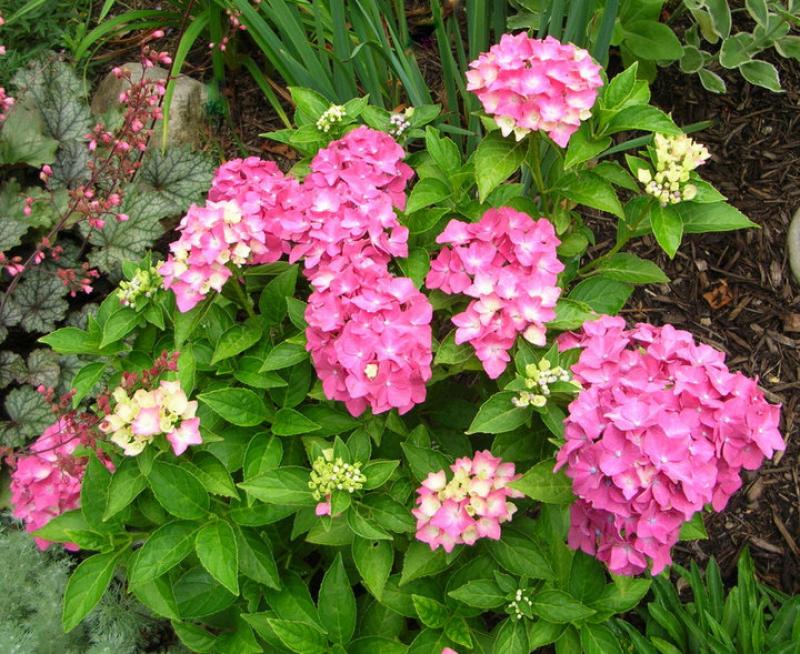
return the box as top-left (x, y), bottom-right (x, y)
top-left (426, 207), bottom-right (563, 379)
top-left (467, 33), bottom-right (603, 147)
top-left (556, 316), bottom-right (785, 576)
top-left (413, 451), bottom-right (522, 552)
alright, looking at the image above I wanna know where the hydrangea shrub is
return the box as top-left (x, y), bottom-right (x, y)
top-left (5, 33), bottom-right (783, 654)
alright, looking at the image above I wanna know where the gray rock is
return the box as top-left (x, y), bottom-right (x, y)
top-left (789, 207), bottom-right (800, 285)
top-left (90, 62), bottom-right (207, 147)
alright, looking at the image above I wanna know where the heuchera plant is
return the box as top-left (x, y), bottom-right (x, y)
top-left (6, 32), bottom-right (784, 654)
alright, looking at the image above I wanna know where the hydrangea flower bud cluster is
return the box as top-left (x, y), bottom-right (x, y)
top-left (555, 316), bottom-right (784, 575)
top-left (9, 416), bottom-right (109, 550)
top-left (389, 108), bottom-right (413, 138)
top-left (512, 358), bottom-right (575, 408)
top-left (466, 33), bottom-right (603, 147)
top-left (316, 104), bottom-right (346, 132)
top-left (117, 265), bottom-right (163, 309)
top-left (309, 448), bottom-right (367, 516)
top-left (426, 207), bottom-right (563, 379)
top-left (507, 587), bottom-right (534, 621)
top-left (99, 380), bottom-right (201, 456)
top-left (638, 133), bottom-right (711, 206)
top-left (414, 451), bottom-right (523, 553)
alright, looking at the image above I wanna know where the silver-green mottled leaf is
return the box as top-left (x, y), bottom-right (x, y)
top-left (3, 385), bottom-right (53, 444)
top-left (0, 292), bottom-right (22, 344)
top-left (138, 147), bottom-right (214, 218)
top-left (0, 351), bottom-right (25, 389)
top-left (24, 348), bottom-right (61, 388)
top-left (13, 269), bottom-right (69, 333)
top-left (50, 141), bottom-right (90, 189)
top-left (84, 193), bottom-right (164, 275)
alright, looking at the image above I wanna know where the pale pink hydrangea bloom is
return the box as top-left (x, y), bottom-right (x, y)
top-left (466, 33), bottom-right (603, 147)
top-left (10, 417), bottom-right (109, 550)
top-left (306, 240), bottom-right (432, 417)
top-left (555, 316), bottom-right (785, 575)
top-left (160, 159), bottom-right (298, 312)
top-left (413, 450), bottom-right (523, 553)
top-left (426, 207), bottom-right (563, 378)
top-left (99, 380), bottom-right (201, 456)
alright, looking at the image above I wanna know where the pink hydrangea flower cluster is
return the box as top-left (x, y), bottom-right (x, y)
top-left (414, 450), bottom-right (523, 553)
top-left (10, 416), bottom-right (109, 550)
top-left (555, 316), bottom-right (785, 575)
top-left (160, 159), bottom-right (294, 312)
top-left (161, 127), bottom-right (432, 416)
top-left (99, 380), bottom-right (201, 457)
top-left (280, 125), bottom-right (414, 269)
top-left (466, 33), bottom-right (603, 147)
top-left (306, 240), bottom-right (432, 416)
top-left (426, 207), bottom-right (563, 379)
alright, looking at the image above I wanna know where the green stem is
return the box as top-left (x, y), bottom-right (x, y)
top-left (578, 237), bottom-right (628, 276)
top-left (231, 274), bottom-right (256, 318)
top-left (528, 133), bottom-right (548, 211)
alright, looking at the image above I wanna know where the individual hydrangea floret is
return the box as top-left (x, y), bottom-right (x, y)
top-left (512, 357), bottom-right (577, 408)
top-left (306, 240), bottom-right (433, 417)
top-left (555, 316), bottom-right (784, 576)
top-left (10, 416), bottom-right (109, 550)
top-left (308, 448), bottom-right (367, 516)
top-left (117, 265), bottom-right (162, 309)
top-left (413, 450), bottom-right (523, 553)
top-left (466, 33), bottom-right (603, 147)
top-left (316, 104), bottom-right (346, 132)
top-left (99, 380), bottom-right (201, 456)
top-left (638, 133), bottom-right (711, 205)
top-left (426, 207), bottom-right (563, 379)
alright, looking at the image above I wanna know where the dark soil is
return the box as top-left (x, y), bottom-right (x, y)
top-left (640, 55), bottom-right (800, 593)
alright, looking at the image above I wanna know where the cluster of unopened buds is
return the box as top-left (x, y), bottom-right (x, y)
top-left (316, 104), bottom-right (346, 132)
top-left (414, 451), bottom-right (523, 552)
top-left (0, 14), bottom-right (13, 123)
top-left (388, 108), bottom-right (413, 138)
top-left (426, 207), bottom-right (563, 379)
top-left (226, 8), bottom-right (246, 31)
top-left (556, 316), bottom-right (784, 575)
top-left (117, 265), bottom-right (163, 309)
top-left (506, 587), bottom-right (534, 621)
top-left (9, 414), bottom-right (110, 550)
top-left (99, 379), bottom-right (201, 457)
top-left (466, 33), bottom-right (603, 147)
top-left (309, 449), bottom-right (367, 516)
top-left (512, 357), bottom-right (577, 408)
top-left (56, 263), bottom-right (101, 296)
top-left (638, 133), bottom-right (711, 206)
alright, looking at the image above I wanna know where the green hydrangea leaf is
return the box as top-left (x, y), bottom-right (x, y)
top-left (13, 269), bottom-right (69, 333)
